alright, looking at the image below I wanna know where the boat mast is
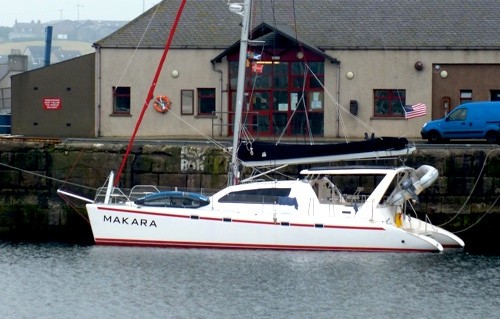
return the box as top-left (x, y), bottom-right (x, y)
top-left (228, 0), bottom-right (251, 185)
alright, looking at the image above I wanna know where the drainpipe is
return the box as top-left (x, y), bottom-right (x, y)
top-left (211, 60), bottom-right (224, 137)
top-left (93, 43), bottom-right (102, 137)
top-left (336, 61), bottom-right (341, 138)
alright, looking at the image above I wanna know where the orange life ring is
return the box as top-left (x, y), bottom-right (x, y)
top-left (153, 95), bottom-right (171, 113)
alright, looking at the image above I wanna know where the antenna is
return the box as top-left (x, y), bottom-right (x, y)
top-left (77, 1), bottom-right (84, 21)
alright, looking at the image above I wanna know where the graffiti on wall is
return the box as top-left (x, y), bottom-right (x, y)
top-left (180, 146), bottom-right (205, 172)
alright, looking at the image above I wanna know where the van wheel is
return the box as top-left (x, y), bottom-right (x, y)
top-left (485, 131), bottom-right (499, 144)
top-left (428, 131), bottom-right (442, 143)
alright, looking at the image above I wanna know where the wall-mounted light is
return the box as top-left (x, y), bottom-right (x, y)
top-left (414, 61), bottom-right (423, 71)
top-left (346, 71), bottom-right (354, 80)
top-left (171, 70), bottom-right (179, 78)
top-left (296, 52), bottom-right (304, 60)
top-left (440, 70), bottom-right (448, 79)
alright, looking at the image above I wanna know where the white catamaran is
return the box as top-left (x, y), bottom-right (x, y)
top-left (58, 0), bottom-right (464, 252)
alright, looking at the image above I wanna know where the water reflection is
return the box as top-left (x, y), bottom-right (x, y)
top-left (0, 242), bottom-right (499, 319)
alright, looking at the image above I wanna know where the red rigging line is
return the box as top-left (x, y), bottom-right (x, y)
top-left (114, 0), bottom-right (187, 187)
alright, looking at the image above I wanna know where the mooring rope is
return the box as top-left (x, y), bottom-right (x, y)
top-left (437, 147), bottom-right (500, 229)
top-left (453, 194), bottom-right (499, 234)
top-left (0, 162), bottom-right (96, 191)
top-left (0, 161), bottom-right (94, 224)
top-left (57, 191), bottom-right (91, 224)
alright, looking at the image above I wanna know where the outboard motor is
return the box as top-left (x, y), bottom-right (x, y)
top-left (385, 165), bottom-right (439, 206)
top-left (400, 178), bottom-right (418, 202)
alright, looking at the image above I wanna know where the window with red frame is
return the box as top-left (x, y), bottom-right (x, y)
top-left (373, 89), bottom-right (405, 117)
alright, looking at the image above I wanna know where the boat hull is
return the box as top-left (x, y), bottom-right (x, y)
top-left (403, 218), bottom-right (465, 249)
top-left (86, 203), bottom-right (443, 252)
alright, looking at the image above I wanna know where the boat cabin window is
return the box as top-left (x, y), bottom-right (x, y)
top-left (134, 192), bottom-right (210, 208)
top-left (318, 174), bottom-right (386, 204)
top-left (332, 175), bottom-right (383, 195)
top-left (310, 177), bottom-right (346, 204)
top-left (218, 188), bottom-right (292, 204)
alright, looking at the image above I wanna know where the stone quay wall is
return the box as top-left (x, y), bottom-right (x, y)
top-left (0, 139), bottom-right (499, 250)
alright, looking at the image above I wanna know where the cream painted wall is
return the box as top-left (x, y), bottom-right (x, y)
top-left (96, 48), bottom-right (226, 138)
top-left (325, 49), bottom-right (500, 139)
top-left (96, 47), bottom-right (498, 139)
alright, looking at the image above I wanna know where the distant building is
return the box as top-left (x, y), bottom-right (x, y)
top-left (22, 46), bottom-right (83, 70)
top-left (8, 20), bottom-right (127, 43)
top-left (0, 53), bottom-right (28, 113)
top-left (52, 49), bottom-right (81, 63)
top-left (8, 20), bottom-right (45, 41)
top-left (48, 20), bottom-right (76, 40)
top-left (73, 20), bottom-right (128, 43)
top-left (23, 46), bottom-right (60, 69)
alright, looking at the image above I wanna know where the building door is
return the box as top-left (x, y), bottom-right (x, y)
top-left (228, 54), bottom-right (325, 137)
top-left (245, 90), bottom-right (272, 136)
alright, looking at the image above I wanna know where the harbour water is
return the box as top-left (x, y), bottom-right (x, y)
top-left (1, 242), bottom-right (499, 319)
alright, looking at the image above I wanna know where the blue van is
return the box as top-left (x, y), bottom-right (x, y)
top-left (421, 101), bottom-right (500, 144)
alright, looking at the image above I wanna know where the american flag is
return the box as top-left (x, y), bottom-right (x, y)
top-left (403, 103), bottom-right (427, 119)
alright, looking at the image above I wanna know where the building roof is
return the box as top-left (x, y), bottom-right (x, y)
top-left (52, 49), bottom-right (82, 62)
top-left (212, 23), bottom-right (340, 64)
top-left (24, 46), bottom-right (62, 59)
top-left (95, 0), bottom-right (500, 51)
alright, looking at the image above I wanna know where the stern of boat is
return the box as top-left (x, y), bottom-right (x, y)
top-left (401, 216), bottom-right (465, 249)
top-left (419, 227), bottom-right (465, 249)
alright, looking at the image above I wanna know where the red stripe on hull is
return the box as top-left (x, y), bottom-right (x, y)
top-left (95, 207), bottom-right (385, 231)
top-left (94, 238), bottom-right (437, 253)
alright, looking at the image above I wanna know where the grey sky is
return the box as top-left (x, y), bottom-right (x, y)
top-left (1, 0), bottom-right (161, 27)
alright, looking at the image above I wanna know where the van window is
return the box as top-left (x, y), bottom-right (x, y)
top-left (448, 108), bottom-right (467, 121)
